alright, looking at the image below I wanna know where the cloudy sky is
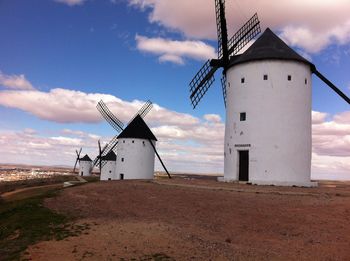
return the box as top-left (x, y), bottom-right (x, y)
top-left (0, 0), bottom-right (349, 179)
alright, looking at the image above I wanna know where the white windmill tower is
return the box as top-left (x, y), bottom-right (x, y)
top-left (116, 114), bottom-right (157, 180)
top-left (188, 0), bottom-right (350, 187)
top-left (78, 154), bottom-right (93, 177)
top-left (100, 150), bottom-right (116, 181)
top-left (93, 100), bottom-right (171, 180)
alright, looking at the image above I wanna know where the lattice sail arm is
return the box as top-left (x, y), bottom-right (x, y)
top-left (93, 143), bottom-right (108, 167)
top-left (189, 60), bottom-right (217, 109)
top-left (221, 73), bottom-right (227, 108)
top-left (227, 13), bottom-right (261, 56)
top-left (97, 100), bottom-right (124, 133)
top-left (127, 100), bottom-right (153, 126)
top-left (100, 139), bottom-right (119, 169)
top-left (313, 68), bottom-right (350, 104)
top-left (215, 0), bottom-right (227, 59)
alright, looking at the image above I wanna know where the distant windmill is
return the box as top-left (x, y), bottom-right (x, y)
top-left (73, 148), bottom-right (93, 176)
top-left (188, 0), bottom-right (349, 186)
top-left (93, 100), bottom-right (171, 180)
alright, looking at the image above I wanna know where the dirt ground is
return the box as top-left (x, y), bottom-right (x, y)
top-left (24, 178), bottom-right (350, 261)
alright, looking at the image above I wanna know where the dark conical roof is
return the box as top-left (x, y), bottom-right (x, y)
top-left (80, 154), bottom-right (92, 162)
top-left (102, 150), bottom-right (116, 161)
top-left (229, 28), bottom-right (313, 68)
top-left (118, 115), bottom-right (157, 141)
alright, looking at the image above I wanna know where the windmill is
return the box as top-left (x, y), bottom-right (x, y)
top-left (73, 147), bottom-right (82, 173)
top-left (94, 100), bottom-right (171, 179)
top-left (188, 0), bottom-right (350, 186)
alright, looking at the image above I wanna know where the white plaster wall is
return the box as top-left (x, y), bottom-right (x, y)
top-left (79, 161), bottom-right (92, 177)
top-left (115, 138), bottom-right (155, 180)
top-left (224, 60), bottom-right (313, 186)
top-left (100, 160), bottom-right (116, 181)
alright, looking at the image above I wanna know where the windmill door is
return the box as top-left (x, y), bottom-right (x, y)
top-left (238, 151), bottom-right (249, 181)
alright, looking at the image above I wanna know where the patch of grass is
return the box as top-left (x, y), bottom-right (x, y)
top-left (0, 175), bottom-right (76, 195)
top-left (120, 253), bottom-right (175, 261)
top-left (83, 176), bottom-right (100, 183)
top-left (0, 189), bottom-right (82, 261)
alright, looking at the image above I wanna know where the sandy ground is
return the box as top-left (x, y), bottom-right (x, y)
top-left (24, 179), bottom-right (350, 261)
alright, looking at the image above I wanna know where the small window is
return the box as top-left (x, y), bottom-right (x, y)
top-left (305, 78), bottom-right (308, 84)
top-left (123, 140), bottom-right (125, 143)
top-left (263, 74), bottom-right (268, 80)
top-left (240, 112), bottom-right (246, 121)
top-left (132, 140), bottom-right (134, 143)
top-left (241, 77), bottom-right (245, 83)
top-left (121, 158), bottom-right (124, 162)
top-left (288, 75), bottom-right (292, 81)
top-left (142, 141), bottom-right (145, 146)
top-left (109, 170), bottom-right (112, 173)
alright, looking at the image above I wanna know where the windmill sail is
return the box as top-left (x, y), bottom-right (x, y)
top-left (189, 0), bottom-right (261, 109)
top-left (312, 68), bottom-right (350, 104)
top-left (97, 100), bottom-right (124, 132)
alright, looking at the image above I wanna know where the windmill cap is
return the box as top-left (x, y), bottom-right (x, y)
top-left (117, 114), bottom-right (157, 141)
top-left (80, 154), bottom-right (92, 161)
top-left (229, 27), bottom-right (314, 69)
top-left (102, 150), bottom-right (117, 161)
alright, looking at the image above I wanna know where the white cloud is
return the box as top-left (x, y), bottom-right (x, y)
top-left (204, 114), bottom-right (221, 123)
top-left (51, 136), bottom-right (82, 146)
top-left (280, 21), bottom-right (350, 53)
top-left (159, 54), bottom-right (184, 65)
top-left (0, 82), bottom-right (349, 178)
top-left (0, 129), bottom-right (101, 167)
top-left (0, 87), bottom-right (199, 128)
top-left (54, 0), bottom-right (86, 6)
top-left (129, 0), bottom-right (350, 54)
top-left (135, 35), bottom-right (216, 64)
top-left (312, 111), bottom-right (328, 124)
top-left (0, 71), bottom-right (35, 90)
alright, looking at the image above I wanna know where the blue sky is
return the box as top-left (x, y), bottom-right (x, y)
top-left (0, 0), bottom-right (349, 178)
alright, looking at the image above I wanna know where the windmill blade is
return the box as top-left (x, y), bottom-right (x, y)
top-left (148, 139), bottom-right (171, 179)
top-left (127, 100), bottom-right (153, 126)
top-left (98, 140), bottom-right (102, 173)
top-left (73, 158), bottom-right (79, 172)
top-left (221, 74), bottom-right (227, 108)
top-left (215, 0), bottom-right (229, 64)
top-left (97, 100), bottom-right (124, 133)
top-left (76, 148), bottom-right (82, 158)
top-left (73, 148), bottom-right (82, 172)
top-left (101, 136), bottom-right (119, 158)
top-left (313, 69), bottom-right (350, 104)
top-left (226, 13), bottom-right (261, 57)
top-left (137, 100), bottom-right (153, 119)
top-left (98, 143), bottom-right (109, 172)
top-left (93, 142), bottom-right (108, 167)
top-left (189, 60), bottom-right (218, 108)
top-left (100, 159), bottom-right (108, 169)
top-left (94, 137), bottom-right (118, 170)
